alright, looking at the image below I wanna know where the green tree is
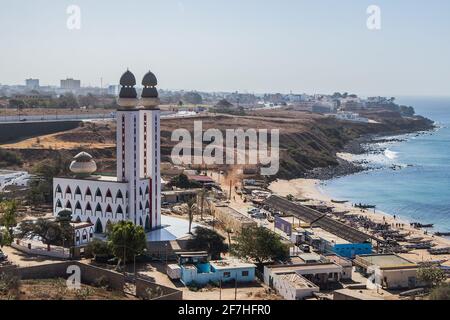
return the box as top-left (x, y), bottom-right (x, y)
top-left (169, 174), bottom-right (201, 189)
top-left (418, 266), bottom-right (447, 288)
top-left (286, 194), bottom-right (294, 201)
top-left (85, 239), bottom-right (112, 259)
top-left (187, 227), bottom-right (228, 260)
top-left (232, 226), bottom-right (289, 264)
top-left (108, 221), bottom-right (147, 265)
top-left (0, 200), bottom-right (18, 240)
top-left (17, 218), bottom-right (64, 246)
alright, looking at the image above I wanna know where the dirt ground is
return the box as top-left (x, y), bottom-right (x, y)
top-left (0, 278), bottom-right (136, 300)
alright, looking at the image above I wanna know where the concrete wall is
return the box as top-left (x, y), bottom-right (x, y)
top-left (0, 121), bottom-right (80, 144)
top-left (135, 278), bottom-right (182, 300)
top-left (382, 268), bottom-right (419, 290)
top-left (0, 261), bottom-right (125, 291)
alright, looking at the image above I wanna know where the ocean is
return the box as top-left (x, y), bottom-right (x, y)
top-left (321, 97), bottom-right (450, 233)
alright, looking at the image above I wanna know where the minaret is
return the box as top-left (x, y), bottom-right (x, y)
top-left (116, 70), bottom-right (161, 229)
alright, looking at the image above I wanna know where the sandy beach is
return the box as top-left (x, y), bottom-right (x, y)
top-left (269, 178), bottom-right (450, 266)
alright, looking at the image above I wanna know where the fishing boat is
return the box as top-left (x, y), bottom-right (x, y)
top-left (354, 203), bottom-right (376, 209)
top-left (434, 232), bottom-right (450, 237)
top-left (331, 199), bottom-right (348, 204)
top-left (411, 222), bottom-right (434, 229)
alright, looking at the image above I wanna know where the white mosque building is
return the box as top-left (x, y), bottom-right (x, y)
top-left (53, 70), bottom-right (161, 234)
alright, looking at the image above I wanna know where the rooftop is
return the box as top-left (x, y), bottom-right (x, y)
top-left (277, 273), bottom-right (319, 289)
top-left (307, 227), bottom-right (350, 245)
top-left (355, 254), bottom-right (416, 269)
top-left (146, 215), bottom-right (201, 242)
top-left (210, 260), bottom-right (256, 270)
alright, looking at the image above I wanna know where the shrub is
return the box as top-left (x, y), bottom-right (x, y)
top-left (0, 272), bottom-right (20, 295)
top-left (93, 276), bottom-right (111, 290)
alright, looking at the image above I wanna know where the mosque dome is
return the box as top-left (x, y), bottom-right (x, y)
top-left (120, 70), bottom-right (136, 87)
top-left (69, 152), bottom-right (97, 176)
top-left (118, 69), bottom-right (138, 106)
top-left (141, 70), bottom-right (159, 106)
top-left (142, 71), bottom-right (158, 87)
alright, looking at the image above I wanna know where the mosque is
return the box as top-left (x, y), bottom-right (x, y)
top-left (53, 70), bottom-right (161, 236)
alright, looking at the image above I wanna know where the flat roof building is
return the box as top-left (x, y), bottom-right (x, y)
top-left (354, 254), bottom-right (420, 290)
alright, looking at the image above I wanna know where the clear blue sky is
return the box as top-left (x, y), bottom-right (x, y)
top-left (1, 0), bottom-right (449, 96)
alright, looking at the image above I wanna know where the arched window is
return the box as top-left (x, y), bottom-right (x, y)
top-left (139, 187), bottom-right (143, 197)
top-left (145, 200), bottom-right (150, 209)
top-left (82, 229), bottom-right (88, 242)
top-left (75, 201), bottom-right (82, 214)
top-left (106, 205), bottom-right (113, 215)
top-left (139, 202), bottom-right (143, 211)
top-left (75, 216), bottom-right (81, 223)
top-left (86, 217), bottom-right (92, 224)
top-left (95, 188), bottom-right (103, 201)
top-left (106, 189), bottom-right (112, 199)
top-left (85, 187), bottom-right (92, 200)
top-left (55, 199), bottom-right (62, 208)
top-left (145, 215), bottom-right (151, 231)
top-left (65, 186), bottom-right (72, 198)
top-left (75, 231), bottom-right (81, 245)
top-left (85, 202), bottom-right (92, 214)
top-left (75, 186), bottom-right (82, 198)
top-left (139, 217), bottom-right (143, 226)
top-left (65, 200), bottom-right (72, 210)
top-left (94, 219), bottom-right (103, 234)
top-left (89, 227), bottom-right (94, 238)
top-left (55, 185), bottom-right (62, 196)
top-left (145, 185), bottom-right (149, 195)
top-left (126, 191), bottom-right (129, 199)
top-left (116, 205), bottom-right (123, 215)
top-left (95, 203), bottom-right (102, 216)
top-left (116, 190), bottom-right (124, 203)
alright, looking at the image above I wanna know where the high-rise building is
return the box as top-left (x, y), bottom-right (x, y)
top-left (53, 70), bottom-right (161, 239)
top-left (60, 78), bottom-right (81, 90)
top-left (25, 78), bottom-right (40, 89)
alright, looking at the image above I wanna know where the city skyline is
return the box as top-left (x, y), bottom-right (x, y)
top-left (1, 0), bottom-right (450, 96)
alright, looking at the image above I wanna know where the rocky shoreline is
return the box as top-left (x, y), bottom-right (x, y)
top-left (304, 125), bottom-right (437, 181)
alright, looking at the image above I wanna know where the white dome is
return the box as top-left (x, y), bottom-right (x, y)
top-left (70, 152), bottom-right (97, 175)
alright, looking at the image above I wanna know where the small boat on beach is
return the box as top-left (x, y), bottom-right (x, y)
top-left (434, 232), bottom-right (450, 237)
top-left (354, 203), bottom-right (376, 209)
top-left (331, 199), bottom-right (349, 204)
top-left (411, 222), bottom-right (434, 229)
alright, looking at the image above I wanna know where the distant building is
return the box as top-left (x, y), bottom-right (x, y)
top-left (334, 112), bottom-right (369, 123)
top-left (25, 78), bottom-right (39, 90)
top-left (108, 85), bottom-right (119, 96)
top-left (60, 78), bottom-right (81, 90)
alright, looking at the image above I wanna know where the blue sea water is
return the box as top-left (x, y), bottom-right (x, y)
top-left (321, 97), bottom-right (450, 233)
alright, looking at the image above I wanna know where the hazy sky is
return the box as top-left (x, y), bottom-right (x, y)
top-left (1, 0), bottom-right (449, 96)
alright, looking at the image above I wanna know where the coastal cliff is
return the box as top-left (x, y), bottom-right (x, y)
top-left (0, 109), bottom-right (434, 181)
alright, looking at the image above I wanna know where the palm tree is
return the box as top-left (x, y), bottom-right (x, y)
top-left (186, 198), bottom-right (196, 235)
top-left (198, 187), bottom-right (208, 221)
top-left (225, 228), bottom-right (234, 251)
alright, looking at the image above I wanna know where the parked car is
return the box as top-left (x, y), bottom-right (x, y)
top-left (300, 245), bottom-right (311, 253)
top-left (0, 249), bottom-right (8, 262)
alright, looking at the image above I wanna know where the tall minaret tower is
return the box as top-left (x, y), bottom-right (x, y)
top-left (116, 70), bottom-right (161, 230)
